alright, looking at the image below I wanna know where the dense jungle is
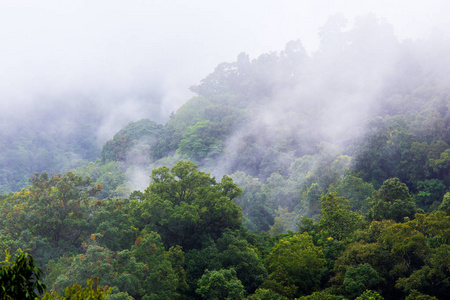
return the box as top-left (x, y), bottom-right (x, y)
top-left (1, 15), bottom-right (450, 299)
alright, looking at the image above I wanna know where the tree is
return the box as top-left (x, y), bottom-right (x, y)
top-left (0, 249), bottom-right (46, 299)
top-left (151, 96), bottom-right (212, 159)
top-left (183, 230), bottom-right (267, 297)
top-left (215, 231), bottom-right (267, 294)
top-left (231, 171), bottom-right (273, 233)
top-left (331, 240), bottom-right (392, 297)
top-left (196, 268), bottom-right (245, 300)
top-left (317, 193), bottom-right (362, 240)
top-left (0, 172), bottom-right (102, 269)
top-left (395, 244), bottom-right (450, 299)
top-left (399, 142), bottom-right (431, 188)
top-left (247, 288), bottom-right (289, 300)
top-left (5, 172), bottom-right (101, 247)
top-left (303, 183), bottom-right (323, 218)
top-left (369, 178), bottom-right (417, 222)
top-left (269, 207), bottom-right (300, 235)
top-left (48, 231), bottom-right (182, 300)
top-left (134, 161), bottom-right (243, 249)
top-left (355, 290), bottom-right (384, 300)
top-left (91, 198), bottom-right (138, 251)
top-left (101, 119), bottom-right (164, 164)
top-left (343, 264), bottom-right (382, 299)
top-left (328, 174), bottom-right (374, 212)
top-left (298, 291), bottom-right (347, 300)
top-left (131, 231), bottom-right (182, 299)
top-left (438, 192), bottom-right (450, 215)
top-left (415, 179), bottom-right (446, 211)
top-left (41, 277), bottom-right (111, 300)
top-left (404, 290), bottom-right (438, 300)
top-left (428, 148), bottom-right (450, 179)
top-left (262, 233), bottom-right (326, 298)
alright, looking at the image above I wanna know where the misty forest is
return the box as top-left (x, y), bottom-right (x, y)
top-left (2, 15), bottom-right (450, 300)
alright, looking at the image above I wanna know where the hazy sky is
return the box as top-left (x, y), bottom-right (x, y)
top-left (1, 0), bottom-right (449, 122)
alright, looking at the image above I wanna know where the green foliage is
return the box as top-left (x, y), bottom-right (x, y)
top-left (196, 268), bottom-right (245, 300)
top-left (263, 233), bottom-right (326, 298)
top-left (0, 108), bottom-right (99, 193)
top-left (428, 148), bottom-right (450, 176)
top-left (379, 222), bottom-right (429, 273)
top-left (0, 249), bottom-right (46, 299)
top-left (170, 98), bottom-right (245, 162)
top-left (354, 290), bottom-right (384, 300)
top-left (343, 264), bottom-right (382, 299)
top-left (151, 96), bottom-right (213, 158)
top-left (106, 288), bottom-right (134, 300)
top-left (352, 117), bottom-right (410, 188)
top-left (41, 277), bottom-right (111, 300)
top-left (73, 161), bottom-right (128, 199)
top-left (318, 193), bottom-right (362, 240)
top-left (404, 290), bottom-right (438, 300)
top-left (0, 171), bottom-right (102, 267)
top-left (332, 211), bottom-right (450, 299)
top-left (184, 230), bottom-right (267, 296)
top-left (101, 119), bottom-right (163, 164)
top-left (302, 182), bottom-right (324, 218)
top-left (269, 207), bottom-right (300, 236)
top-left (131, 231), bottom-right (182, 299)
top-left (4, 18), bottom-right (450, 300)
top-left (47, 231), bottom-right (182, 300)
top-left (231, 171), bottom-right (274, 233)
top-left (399, 141), bottom-right (432, 188)
top-left (369, 178), bottom-right (417, 222)
top-left (415, 179), bottom-right (446, 211)
top-left (25, 171), bottom-right (100, 246)
top-left (247, 288), bottom-right (289, 300)
top-left (331, 240), bottom-right (392, 297)
top-left (178, 120), bottom-right (223, 160)
top-left (134, 161), bottom-right (243, 249)
top-left (298, 291), bottom-right (348, 300)
top-left (166, 245), bottom-right (189, 297)
top-left (395, 243), bottom-right (450, 299)
top-left (215, 231), bottom-right (267, 293)
top-left (438, 192), bottom-right (450, 215)
top-left (328, 174), bottom-right (374, 213)
top-left (91, 198), bottom-right (138, 251)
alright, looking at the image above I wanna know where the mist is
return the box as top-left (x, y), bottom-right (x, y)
top-left (1, 1), bottom-right (450, 193)
top-left (2, 1), bottom-right (449, 133)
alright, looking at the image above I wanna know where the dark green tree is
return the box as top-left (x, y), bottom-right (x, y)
top-left (415, 179), bottom-right (446, 209)
top-left (262, 233), bottom-right (326, 298)
top-left (101, 119), bottom-right (163, 164)
top-left (318, 193), bottom-right (362, 240)
top-left (343, 264), bottom-right (382, 299)
top-left (298, 291), bottom-right (347, 300)
top-left (355, 290), bottom-right (384, 300)
top-left (369, 178), bottom-right (417, 222)
top-left (247, 288), bottom-right (289, 300)
top-left (41, 277), bottom-right (111, 300)
top-left (438, 192), bottom-right (450, 215)
top-left (0, 249), bottom-right (46, 299)
top-left (196, 268), bottom-right (245, 300)
top-left (328, 174), bottom-right (374, 212)
top-left (134, 161), bottom-right (243, 249)
top-left (25, 171), bottom-right (101, 246)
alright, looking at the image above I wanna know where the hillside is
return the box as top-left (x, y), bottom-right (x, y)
top-left (1, 15), bottom-right (450, 299)
top-left (77, 15), bottom-right (450, 230)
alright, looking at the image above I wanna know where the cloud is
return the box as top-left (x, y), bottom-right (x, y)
top-left (0, 0), bottom-right (449, 142)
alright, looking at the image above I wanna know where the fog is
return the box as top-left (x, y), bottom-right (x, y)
top-left (1, 0), bottom-right (450, 192)
top-left (1, 1), bottom-right (449, 141)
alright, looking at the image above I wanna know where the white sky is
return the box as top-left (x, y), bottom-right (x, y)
top-left (0, 0), bottom-right (449, 119)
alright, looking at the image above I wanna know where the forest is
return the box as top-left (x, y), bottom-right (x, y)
top-left (1, 15), bottom-right (450, 299)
